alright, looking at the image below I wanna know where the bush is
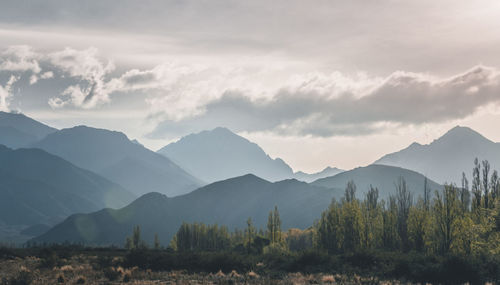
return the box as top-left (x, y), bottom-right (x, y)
top-left (9, 269), bottom-right (33, 285)
top-left (103, 267), bottom-right (122, 281)
top-left (76, 276), bottom-right (86, 284)
top-left (38, 249), bottom-right (59, 269)
top-left (57, 274), bottom-right (65, 283)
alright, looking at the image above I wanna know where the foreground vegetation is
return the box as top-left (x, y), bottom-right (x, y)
top-left (3, 245), bottom-right (500, 284)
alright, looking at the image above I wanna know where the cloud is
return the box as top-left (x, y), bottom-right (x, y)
top-left (1, 45), bottom-right (499, 140)
top-left (148, 65), bottom-right (500, 138)
top-left (47, 47), bottom-right (115, 109)
top-left (0, 45), bottom-right (41, 74)
top-left (0, 75), bottom-right (19, 111)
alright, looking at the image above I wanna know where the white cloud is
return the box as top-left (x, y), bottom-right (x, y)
top-left (47, 47), bottom-right (115, 109)
top-left (40, 71), bottom-right (54, 79)
top-left (0, 75), bottom-right (19, 111)
top-left (148, 65), bottom-right (500, 138)
top-left (0, 45), bottom-right (41, 74)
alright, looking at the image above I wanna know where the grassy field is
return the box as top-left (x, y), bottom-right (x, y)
top-left (0, 247), bottom-right (413, 285)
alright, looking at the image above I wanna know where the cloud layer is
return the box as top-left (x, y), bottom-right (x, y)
top-left (1, 45), bottom-right (500, 139)
top-left (149, 66), bottom-right (500, 137)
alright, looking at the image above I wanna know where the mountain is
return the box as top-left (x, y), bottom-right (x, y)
top-left (33, 174), bottom-right (340, 246)
top-left (294, 166), bottom-right (344, 183)
top-left (158, 127), bottom-right (295, 183)
top-left (0, 111), bottom-right (56, 148)
top-left (32, 126), bottom-right (202, 197)
top-left (312, 164), bottom-right (442, 200)
top-left (0, 145), bottom-right (135, 241)
top-left (374, 126), bottom-right (500, 184)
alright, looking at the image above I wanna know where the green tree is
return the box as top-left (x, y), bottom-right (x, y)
top-left (433, 185), bottom-right (460, 253)
top-left (267, 206), bottom-right (282, 244)
top-left (245, 217), bottom-right (255, 251)
top-left (408, 198), bottom-right (430, 252)
top-left (395, 177), bottom-right (412, 251)
top-left (482, 160), bottom-right (490, 208)
top-left (154, 233), bottom-right (160, 250)
top-left (317, 199), bottom-right (342, 253)
top-left (472, 158), bottom-right (482, 214)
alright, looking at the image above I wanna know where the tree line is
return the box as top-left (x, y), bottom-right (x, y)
top-left (126, 158), bottom-right (500, 257)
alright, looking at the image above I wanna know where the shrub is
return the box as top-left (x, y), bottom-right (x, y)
top-left (9, 268), bottom-right (33, 285)
top-left (57, 274), bottom-right (65, 283)
top-left (103, 267), bottom-right (122, 281)
top-left (76, 276), bottom-right (86, 284)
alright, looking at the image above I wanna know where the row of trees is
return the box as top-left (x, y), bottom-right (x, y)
top-left (126, 159), bottom-right (500, 257)
top-left (168, 207), bottom-right (286, 253)
top-left (317, 159), bottom-right (500, 255)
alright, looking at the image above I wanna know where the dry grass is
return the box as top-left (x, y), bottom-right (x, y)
top-left (0, 255), bottom-right (415, 285)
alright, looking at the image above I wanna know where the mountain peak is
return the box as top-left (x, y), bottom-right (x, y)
top-left (158, 128), bottom-right (294, 183)
top-left (211, 126), bottom-right (234, 135)
top-left (435, 125), bottom-right (489, 144)
top-left (374, 126), bottom-right (498, 184)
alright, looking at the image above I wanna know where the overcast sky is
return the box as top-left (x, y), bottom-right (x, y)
top-left (1, 0), bottom-right (500, 172)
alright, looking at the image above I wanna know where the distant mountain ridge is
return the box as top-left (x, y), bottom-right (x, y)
top-left (32, 126), bottom-right (202, 197)
top-left (158, 127), bottom-right (342, 183)
top-left (33, 174), bottom-right (340, 246)
top-left (374, 126), bottom-right (500, 184)
top-left (0, 111), bottom-right (56, 148)
top-left (0, 145), bottom-right (135, 242)
top-left (312, 164), bottom-right (442, 200)
top-left (294, 166), bottom-right (344, 183)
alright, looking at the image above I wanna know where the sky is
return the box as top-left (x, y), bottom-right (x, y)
top-left (1, 0), bottom-right (500, 173)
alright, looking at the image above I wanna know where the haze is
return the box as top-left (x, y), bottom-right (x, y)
top-left (1, 0), bottom-right (500, 172)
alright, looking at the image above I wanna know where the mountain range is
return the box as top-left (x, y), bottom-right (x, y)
top-left (312, 164), bottom-right (442, 199)
top-left (34, 164), bottom-right (438, 246)
top-left (374, 126), bottom-right (500, 184)
top-left (0, 111), bottom-right (56, 148)
top-left (158, 127), bottom-right (343, 183)
top-left (33, 174), bottom-right (338, 246)
top-left (1, 111), bottom-right (499, 247)
top-left (31, 126), bottom-right (202, 197)
top-left (0, 145), bottom-right (135, 242)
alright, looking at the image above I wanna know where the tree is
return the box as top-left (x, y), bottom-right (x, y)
top-left (154, 233), bottom-right (160, 250)
top-left (341, 199), bottom-right (363, 252)
top-left (267, 206), bottom-right (282, 244)
top-left (173, 222), bottom-right (230, 252)
top-left (317, 199), bottom-right (342, 253)
top-left (408, 198), bottom-right (430, 252)
top-left (133, 225), bottom-right (141, 249)
top-left (245, 217), bottom-right (255, 251)
top-left (490, 170), bottom-right (499, 205)
top-left (395, 177), bottom-right (412, 251)
top-left (460, 172), bottom-right (470, 212)
top-left (433, 185), bottom-right (460, 253)
top-left (482, 160), bottom-right (490, 208)
top-left (382, 196), bottom-right (399, 250)
top-left (273, 206), bottom-right (282, 243)
top-left (472, 158), bottom-right (482, 213)
top-left (267, 211), bottom-right (274, 242)
top-left (362, 186), bottom-right (382, 249)
top-left (345, 180), bottom-right (356, 203)
top-left (424, 177), bottom-right (431, 211)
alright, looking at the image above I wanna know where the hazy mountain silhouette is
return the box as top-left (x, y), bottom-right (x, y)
top-left (294, 166), bottom-right (344, 183)
top-left (374, 126), bottom-right (500, 184)
top-left (0, 145), bottom-right (135, 240)
top-left (312, 164), bottom-right (442, 199)
top-left (0, 111), bottom-right (56, 148)
top-left (158, 127), bottom-right (342, 183)
top-left (33, 174), bottom-right (341, 246)
top-left (32, 126), bottom-right (202, 196)
top-left (158, 127), bottom-right (294, 183)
